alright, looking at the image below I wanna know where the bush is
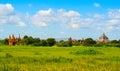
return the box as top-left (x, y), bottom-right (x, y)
top-left (40, 40), bottom-right (47, 46)
top-left (33, 42), bottom-right (41, 46)
top-left (46, 38), bottom-right (56, 46)
top-left (56, 41), bottom-right (72, 47)
top-left (84, 38), bottom-right (96, 46)
top-left (3, 38), bottom-right (9, 45)
top-left (5, 53), bottom-right (13, 58)
top-left (70, 49), bottom-right (103, 55)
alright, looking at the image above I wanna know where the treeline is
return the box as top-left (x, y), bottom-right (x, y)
top-left (0, 35), bottom-right (120, 47)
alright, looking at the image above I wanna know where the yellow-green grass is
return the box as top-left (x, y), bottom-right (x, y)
top-left (0, 45), bottom-right (120, 71)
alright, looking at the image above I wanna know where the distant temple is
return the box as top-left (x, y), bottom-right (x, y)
top-left (68, 37), bottom-right (83, 45)
top-left (68, 37), bottom-right (72, 41)
top-left (9, 34), bottom-right (22, 46)
top-left (97, 33), bottom-right (109, 43)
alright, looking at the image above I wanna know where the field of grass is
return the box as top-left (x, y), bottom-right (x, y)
top-left (0, 45), bottom-right (120, 71)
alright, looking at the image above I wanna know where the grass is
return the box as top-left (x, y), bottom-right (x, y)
top-left (0, 45), bottom-right (120, 71)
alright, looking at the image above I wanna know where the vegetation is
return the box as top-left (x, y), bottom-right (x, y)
top-left (0, 46), bottom-right (119, 71)
top-left (83, 38), bottom-right (96, 46)
top-left (0, 35), bottom-right (120, 47)
top-left (46, 38), bottom-right (56, 46)
top-left (0, 35), bottom-right (120, 70)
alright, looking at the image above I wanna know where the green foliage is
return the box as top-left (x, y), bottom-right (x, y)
top-left (5, 53), bottom-right (13, 58)
top-left (56, 41), bottom-right (72, 47)
top-left (0, 46), bottom-right (119, 71)
top-left (40, 40), bottom-right (47, 46)
top-left (70, 49), bottom-right (103, 55)
top-left (3, 38), bottom-right (9, 45)
top-left (23, 36), bottom-right (34, 45)
top-left (84, 38), bottom-right (96, 46)
top-left (0, 40), bottom-right (4, 45)
top-left (68, 41), bottom-right (72, 47)
top-left (107, 40), bottom-right (120, 47)
top-left (23, 35), bottom-right (41, 46)
top-left (46, 38), bottom-right (56, 46)
top-left (111, 40), bottom-right (119, 44)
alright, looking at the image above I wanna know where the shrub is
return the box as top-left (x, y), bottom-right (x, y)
top-left (33, 42), bottom-right (41, 46)
top-left (46, 38), bottom-right (56, 46)
top-left (84, 38), bottom-right (96, 46)
top-left (5, 53), bottom-right (13, 58)
top-left (56, 41), bottom-right (72, 47)
top-left (70, 49), bottom-right (103, 55)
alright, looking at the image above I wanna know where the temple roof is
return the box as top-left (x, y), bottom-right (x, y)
top-left (99, 33), bottom-right (108, 39)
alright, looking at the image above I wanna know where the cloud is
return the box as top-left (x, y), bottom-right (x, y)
top-left (108, 19), bottom-right (120, 25)
top-left (0, 3), bottom-right (119, 32)
top-left (0, 3), bottom-right (14, 15)
top-left (108, 9), bottom-right (120, 18)
top-left (30, 8), bottom-right (81, 28)
top-left (17, 21), bottom-right (26, 27)
top-left (93, 14), bottom-right (104, 19)
top-left (60, 32), bottom-right (65, 34)
top-left (94, 3), bottom-right (100, 8)
top-left (29, 8), bottom-right (120, 32)
top-left (0, 3), bottom-right (26, 27)
top-left (70, 24), bottom-right (79, 29)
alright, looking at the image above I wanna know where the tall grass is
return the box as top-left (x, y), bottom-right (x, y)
top-left (0, 46), bottom-right (119, 71)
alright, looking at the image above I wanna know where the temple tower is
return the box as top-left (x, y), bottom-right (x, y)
top-left (97, 33), bottom-right (109, 43)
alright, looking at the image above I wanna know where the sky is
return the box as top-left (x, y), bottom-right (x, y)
top-left (0, 0), bottom-right (120, 40)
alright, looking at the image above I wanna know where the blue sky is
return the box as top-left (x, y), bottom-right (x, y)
top-left (0, 0), bottom-right (120, 40)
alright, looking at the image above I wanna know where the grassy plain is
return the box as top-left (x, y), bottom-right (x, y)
top-left (0, 45), bottom-right (120, 71)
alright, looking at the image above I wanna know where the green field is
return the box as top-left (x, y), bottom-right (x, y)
top-left (0, 46), bottom-right (120, 71)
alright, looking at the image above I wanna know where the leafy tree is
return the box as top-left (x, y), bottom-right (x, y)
top-left (46, 38), bottom-right (56, 46)
top-left (40, 40), bottom-right (47, 46)
top-left (0, 40), bottom-right (4, 45)
top-left (84, 38), bottom-right (96, 46)
top-left (3, 38), bottom-right (9, 45)
top-left (110, 40), bottom-right (119, 44)
top-left (23, 36), bottom-right (34, 45)
top-left (56, 40), bottom-right (72, 47)
top-left (33, 38), bottom-right (40, 43)
top-left (23, 35), bottom-right (28, 39)
top-left (67, 41), bottom-right (72, 47)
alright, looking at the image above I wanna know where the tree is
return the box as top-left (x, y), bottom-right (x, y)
top-left (46, 38), bottom-right (56, 46)
top-left (84, 38), bottom-right (96, 46)
top-left (3, 38), bottom-right (9, 45)
top-left (23, 35), bottom-right (28, 39)
top-left (56, 41), bottom-right (72, 47)
top-left (23, 36), bottom-right (34, 45)
top-left (0, 40), bottom-right (4, 45)
top-left (67, 41), bottom-right (72, 47)
top-left (110, 40), bottom-right (119, 44)
top-left (40, 40), bottom-right (47, 46)
top-left (33, 38), bottom-right (40, 43)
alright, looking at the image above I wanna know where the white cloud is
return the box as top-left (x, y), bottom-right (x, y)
top-left (93, 14), bottom-right (104, 19)
top-left (30, 9), bottom-right (81, 28)
top-left (0, 3), bottom-right (26, 27)
top-left (37, 8), bottom-right (53, 16)
top-left (60, 32), bottom-right (65, 34)
top-left (94, 3), bottom-right (100, 8)
top-left (0, 3), bottom-right (14, 15)
top-left (30, 8), bottom-right (120, 31)
top-left (0, 4), bottom-right (119, 32)
top-left (108, 9), bottom-right (120, 18)
top-left (62, 10), bottom-right (80, 17)
top-left (71, 24), bottom-right (79, 29)
top-left (107, 19), bottom-right (119, 25)
top-left (17, 21), bottom-right (26, 27)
